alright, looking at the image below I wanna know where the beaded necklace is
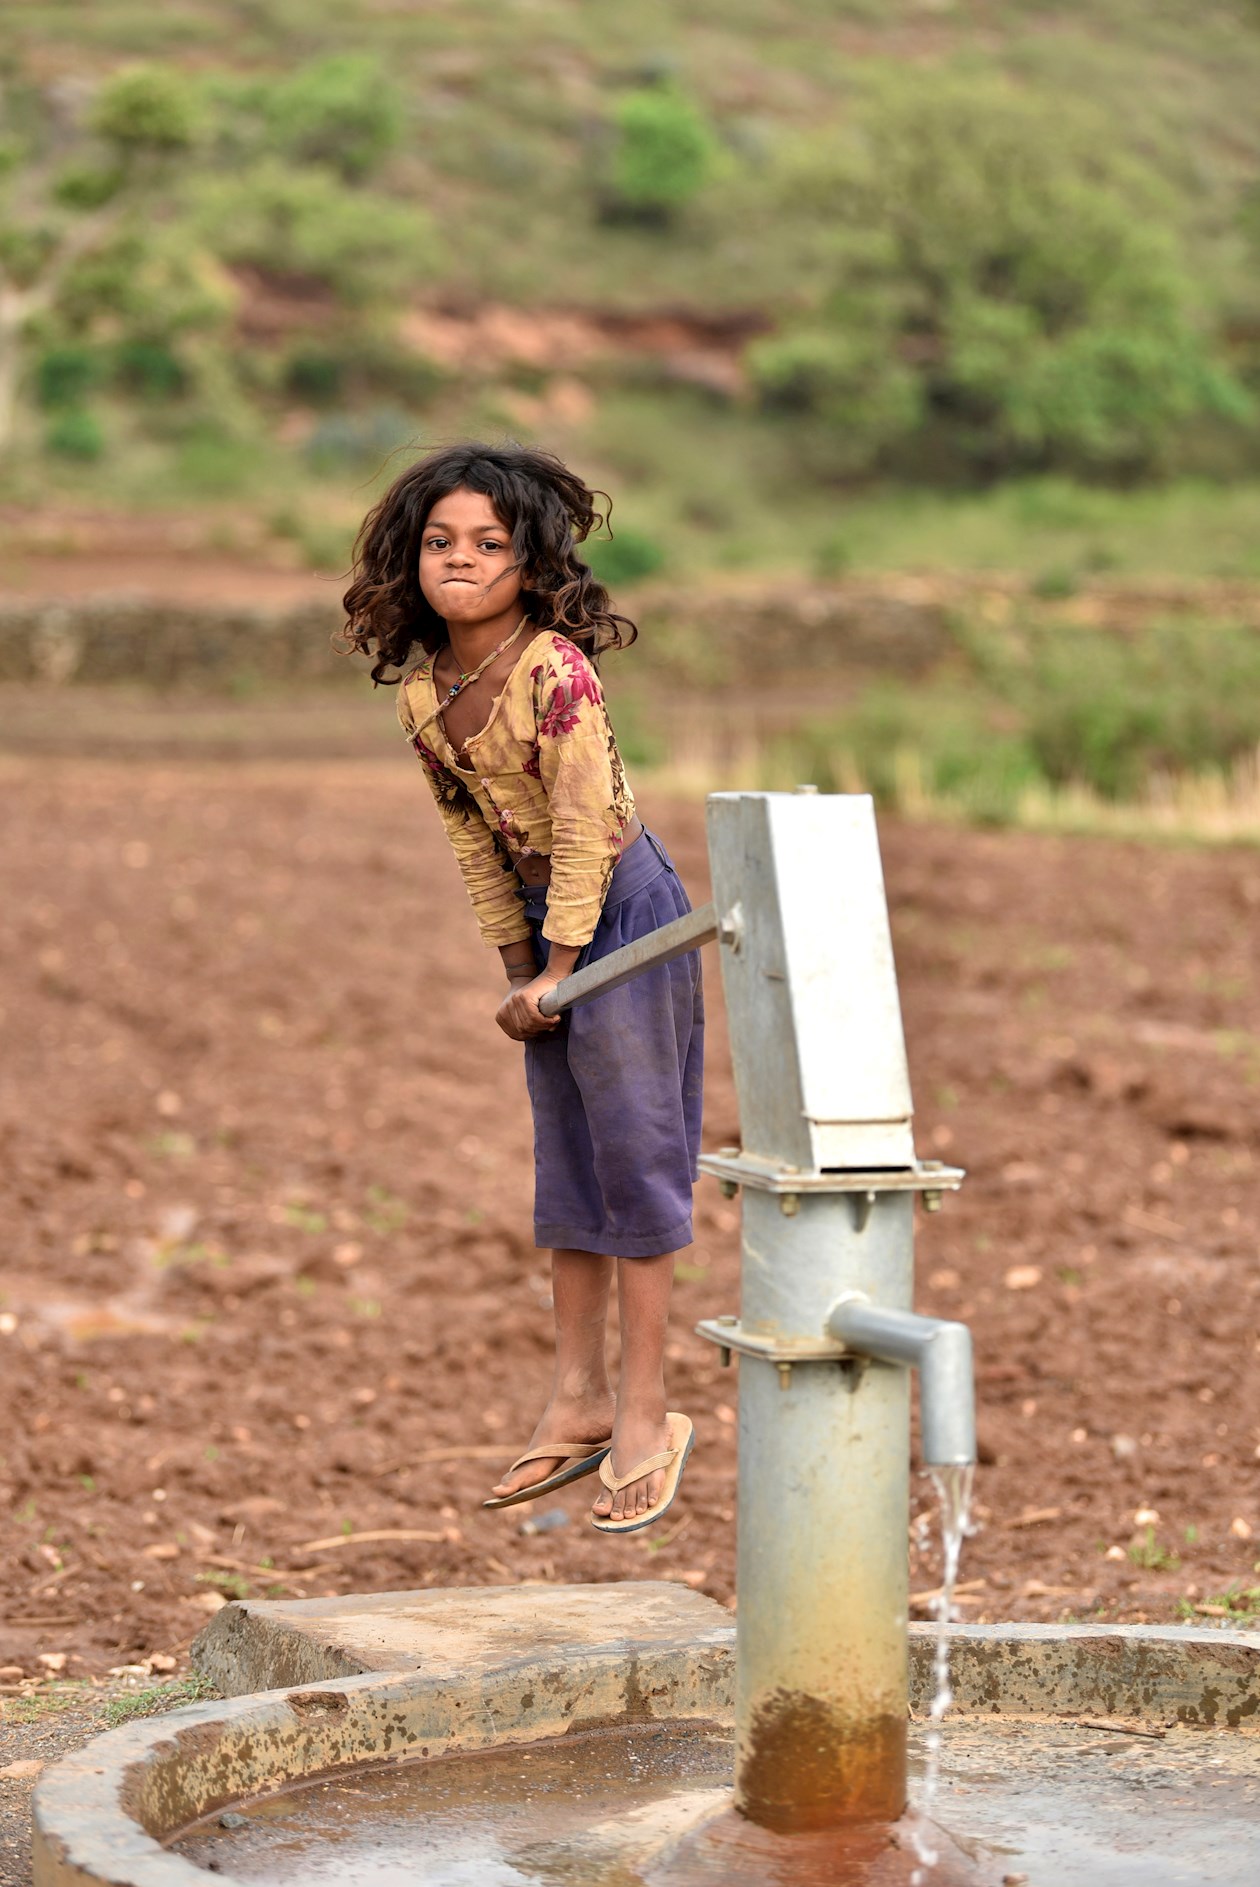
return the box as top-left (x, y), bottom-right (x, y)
top-left (413, 618), bottom-right (528, 742)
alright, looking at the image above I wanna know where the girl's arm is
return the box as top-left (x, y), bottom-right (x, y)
top-left (534, 641), bottom-right (633, 949)
top-left (493, 643), bottom-right (628, 1041)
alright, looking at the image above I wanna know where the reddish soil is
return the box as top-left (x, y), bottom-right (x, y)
top-left (2, 728), bottom-right (1260, 1682)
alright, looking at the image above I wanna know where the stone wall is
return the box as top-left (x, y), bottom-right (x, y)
top-left (0, 584), bottom-right (950, 691)
top-left (0, 597), bottom-right (353, 688)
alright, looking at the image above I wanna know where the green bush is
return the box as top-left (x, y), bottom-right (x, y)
top-left (604, 84), bottom-right (716, 221)
top-left (114, 339), bottom-right (186, 397)
top-left (1029, 566), bottom-right (1080, 601)
top-left (193, 160), bottom-right (433, 303)
top-left (264, 55), bottom-right (404, 183)
top-left (749, 329), bottom-right (922, 471)
top-left (284, 350), bottom-right (345, 403)
top-left (768, 682), bottom-right (1040, 825)
top-left (750, 73), bottom-right (1250, 478)
top-left (92, 65), bottom-right (200, 156)
top-left (758, 620), bottom-right (1260, 817)
top-left (45, 409), bottom-right (106, 459)
top-left (56, 228), bottom-right (234, 345)
top-left (1021, 624), bottom-right (1260, 798)
top-left (52, 161), bottom-right (124, 210)
top-left (281, 337), bottom-right (442, 407)
top-left (583, 527), bottom-right (666, 586)
top-left (35, 345), bottom-right (103, 410)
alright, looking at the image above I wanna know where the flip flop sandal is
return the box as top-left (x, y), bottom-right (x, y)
top-left (590, 1413), bottom-right (695, 1536)
top-left (482, 1439), bottom-right (612, 1511)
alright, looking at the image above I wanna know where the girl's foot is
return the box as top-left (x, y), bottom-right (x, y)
top-left (591, 1405), bottom-right (672, 1524)
top-left (489, 1394), bottom-right (615, 1503)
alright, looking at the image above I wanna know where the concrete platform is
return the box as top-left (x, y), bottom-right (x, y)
top-left (191, 1580), bottom-right (733, 1698)
top-left (32, 1582), bottom-right (736, 1887)
top-left (29, 1585), bottom-right (1260, 1887)
top-left (192, 1584), bottom-right (1260, 1730)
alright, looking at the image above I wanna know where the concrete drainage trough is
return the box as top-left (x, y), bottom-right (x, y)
top-left (28, 1583), bottom-right (1260, 1885)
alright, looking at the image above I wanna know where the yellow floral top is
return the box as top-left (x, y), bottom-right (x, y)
top-left (397, 630), bottom-right (636, 949)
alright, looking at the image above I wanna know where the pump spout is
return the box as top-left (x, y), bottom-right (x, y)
top-left (827, 1294), bottom-right (976, 1468)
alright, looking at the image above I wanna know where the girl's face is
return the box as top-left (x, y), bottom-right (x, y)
top-left (418, 487), bottom-right (523, 626)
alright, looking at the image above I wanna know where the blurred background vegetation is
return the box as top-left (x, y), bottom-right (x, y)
top-left (3, 0), bottom-right (1260, 834)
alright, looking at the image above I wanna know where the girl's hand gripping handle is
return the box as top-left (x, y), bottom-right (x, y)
top-left (496, 971), bottom-right (566, 1041)
top-left (494, 939), bottom-right (580, 1041)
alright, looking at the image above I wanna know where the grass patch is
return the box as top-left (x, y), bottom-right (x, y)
top-left (196, 1568), bottom-right (252, 1600)
top-left (101, 1673), bottom-right (218, 1726)
top-left (0, 1682), bottom-right (99, 1726)
top-left (364, 1185), bottom-right (408, 1236)
top-left (637, 612), bottom-right (1260, 844)
top-left (1128, 1526), bottom-right (1180, 1574)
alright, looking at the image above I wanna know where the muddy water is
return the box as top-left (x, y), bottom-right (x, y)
top-left (171, 1718), bottom-right (1260, 1885)
top-left (172, 1723), bottom-right (734, 1885)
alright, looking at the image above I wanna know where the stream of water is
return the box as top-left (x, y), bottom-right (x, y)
top-left (909, 1462), bottom-right (976, 1885)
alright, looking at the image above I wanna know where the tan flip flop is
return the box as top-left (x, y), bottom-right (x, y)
top-left (482, 1439), bottom-right (611, 1511)
top-left (590, 1413), bottom-right (695, 1535)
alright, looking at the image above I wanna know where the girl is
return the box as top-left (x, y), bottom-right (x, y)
top-left (342, 442), bottom-right (702, 1534)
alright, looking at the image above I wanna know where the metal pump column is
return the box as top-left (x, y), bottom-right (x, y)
top-left (695, 792), bottom-right (968, 1832)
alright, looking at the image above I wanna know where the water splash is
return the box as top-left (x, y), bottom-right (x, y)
top-left (909, 1461), bottom-right (976, 1884)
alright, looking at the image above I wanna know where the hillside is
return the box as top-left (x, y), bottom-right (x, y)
top-left (1, 0), bottom-right (1259, 585)
top-left (7, 0), bottom-right (1260, 307)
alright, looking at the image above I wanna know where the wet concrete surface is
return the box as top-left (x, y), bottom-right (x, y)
top-left (172, 1722), bottom-right (734, 1884)
top-left (169, 1718), bottom-right (1260, 1885)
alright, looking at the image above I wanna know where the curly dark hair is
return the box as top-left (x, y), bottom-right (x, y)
top-left (340, 440), bottom-right (637, 684)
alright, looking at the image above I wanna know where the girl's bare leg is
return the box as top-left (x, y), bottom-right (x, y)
top-left (489, 1248), bottom-right (616, 1500)
top-left (592, 1251), bottom-right (675, 1523)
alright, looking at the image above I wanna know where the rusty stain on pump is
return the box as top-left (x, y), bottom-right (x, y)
top-left (738, 1691), bottom-right (906, 1832)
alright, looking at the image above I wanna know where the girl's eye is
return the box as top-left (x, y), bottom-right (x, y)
top-left (480, 540), bottom-right (503, 552)
top-left (425, 536), bottom-right (448, 550)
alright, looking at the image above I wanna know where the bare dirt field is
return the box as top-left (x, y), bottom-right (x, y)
top-left (2, 695), bottom-right (1260, 1700)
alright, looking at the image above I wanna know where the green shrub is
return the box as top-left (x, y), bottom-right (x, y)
top-left (265, 55), bottom-right (404, 183)
top-left (1021, 624), bottom-right (1260, 798)
top-left (583, 527), bottom-right (666, 586)
top-left (56, 229), bottom-right (234, 347)
top-left (1030, 566), bottom-right (1080, 601)
top-left (604, 85), bottom-right (716, 221)
top-left (35, 345), bottom-right (103, 410)
top-left (749, 330), bottom-right (922, 472)
top-left (45, 409), bottom-right (105, 459)
top-left (284, 350), bottom-right (345, 403)
top-left (92, 65), bottom-right (200, 156)
top-left (193, 160), bottom-right (434, 303)
top-left (751, 73), bottom-right (1251, 478)
top-left (114, 339), bottom-right (186, 397)
top-left (756, 619), bottom-right (1260, 816)
top-left (282, 337), bottom-right (442, 407)
top-left (767, 682), bottom-right (1040, 825)
top-left (52, 162), bottom-right (124, 210)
